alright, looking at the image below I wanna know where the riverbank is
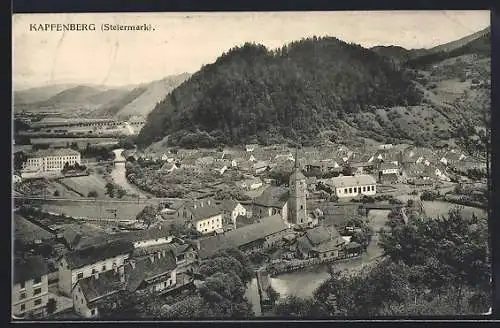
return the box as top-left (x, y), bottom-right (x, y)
top-left (110, 149), bottom-right (153, 199)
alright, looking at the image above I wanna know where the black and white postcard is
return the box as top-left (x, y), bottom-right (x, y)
top-left (12, 11), bottom-right (491, 320)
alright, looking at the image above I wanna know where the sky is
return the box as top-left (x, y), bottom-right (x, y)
top-left (12, 11), bottom-right (490, 89)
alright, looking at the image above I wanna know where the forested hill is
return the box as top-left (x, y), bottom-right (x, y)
top-left (136, 37), bottom-right (424, 148)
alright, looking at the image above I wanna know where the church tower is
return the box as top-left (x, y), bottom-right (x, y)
top-left (288, 146), bottom-right (307, 226)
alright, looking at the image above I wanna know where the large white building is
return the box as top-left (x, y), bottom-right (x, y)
top-left (176, 199), bottom-right (224, 235)
top-left (22, 148), bottom-right (81, 173)
top-left (327, 174), bottom-right (377, 198)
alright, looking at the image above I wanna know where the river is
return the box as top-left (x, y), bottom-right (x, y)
top-left (110, 148), bottom-right (150, 199)
top-left (244, 199), bottom-right (487, 316)
top-left (245, 208), bottom-right (391, 316)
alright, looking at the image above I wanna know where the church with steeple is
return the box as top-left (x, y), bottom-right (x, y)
top-left (288, 147), bottom-right (311, 227)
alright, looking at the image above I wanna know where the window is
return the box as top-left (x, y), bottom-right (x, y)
top-left (20, 292), bottom-right (26, 299)
top-left (77, 273), bottom-right (83, 279)
top-left (34, 287), bottom-right (41, 295)
top-left (362, 186), bottom-right (366, 192)
top-left (102, 265), bottom-right (106, 271)
top-left (34, 299), bottom-right (42, 306)
top-left (92, 269), bottom-right (97, 274)
top-left (20, 304), bottom-right (25, 311)
top-left (91, 309), bottom-right (96, 316)
top-left (372, 185), bottom-right (375, 191)
top-left (81, 299), bottom-right (84, 304)
top-left (300, 205), bottom-right (303, 209)
top-left (344, 188), bottom-right (347, 193)
top-left (349, 188), bottom-right (352, 193)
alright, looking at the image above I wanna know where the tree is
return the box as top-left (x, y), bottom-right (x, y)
top-left (118, 136), bottom-right (136, 150)
top-left (274, 295), bottom-right (318, 317)
top-left (135, 204), bottom-right (157, 228)
top-left (46, 298), bottom-right (57, 315)
top-left (116, 186), bottom-right (127, 199)
top-left (105, 182), bottom-right (115, 197)
top-left (14, 151), bottom-right (28, 171)
top-left (63, 162), bottom-right (70, 172)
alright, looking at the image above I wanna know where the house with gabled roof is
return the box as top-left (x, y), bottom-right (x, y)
top-left (57, 240), bottom-right (134, 297)
top-left (238, 177), bottom-right (263, 191)
top-left (196, 215), bottom-right (290, 260)
top-left (124, 249), bottom-right (178, 296)
top-left (253, 186), bottom-right (289, 222)
top-left (195, 156), bottom-right (216, 168)
top-left (246, 144), bottom-right (258, 152)
top-left (327, 175), bottom-right (377, 199)
top-left (76, 225), bottom-right (173, 251)
top-left (296, 225), bottom-right (346, 260)
top-left (72, 269), bottom-right (125, 318)
top-left (159, 161), bottom-right (180, 173)
top-left (175, 199), bottom-right (224, 235)
top-left (218, 199), bottom-right (247, 227)
top-left (253, 160), bottom-right (270, 175)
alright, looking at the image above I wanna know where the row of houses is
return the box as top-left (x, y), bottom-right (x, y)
top-left (14, 211), bottom-right (321, 319)
top-left (13, 225), bottom-right (199, 319)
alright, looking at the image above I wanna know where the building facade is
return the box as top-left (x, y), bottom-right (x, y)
top-left (57, 241), bottom-right (133, 297)
top-left (177, 199), bottom-right (224, 234)
top-left (23, 148), bottom-right (81, 172)
top-left (328, 175), bottom-right (377, 199)
top-left (72, 270), bottom-right (124, 318)
top-left (195, 214), bottom-right (223, 234)
top-left (12, 257), bottom-right (50, 318)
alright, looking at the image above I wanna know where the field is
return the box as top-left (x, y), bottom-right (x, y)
top-left (421, 200), bottom-right (487, 220)
top-left (14, 214), bottom-right (54, 243)
top-left (58, 175), bottom-right (109, 198)
top-left (40, 201), bottom-right (147, 221)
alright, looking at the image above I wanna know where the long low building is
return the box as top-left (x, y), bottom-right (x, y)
top-left (326, 174), bottom-right (377, 199)
top-left (197, 215), bottom-right (290, 259)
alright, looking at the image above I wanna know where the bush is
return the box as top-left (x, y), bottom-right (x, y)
top-left (420, 190), bottom-right (439, 201)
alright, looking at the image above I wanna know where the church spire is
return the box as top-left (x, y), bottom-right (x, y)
top-left (294, 145), bottom-right (299, 170)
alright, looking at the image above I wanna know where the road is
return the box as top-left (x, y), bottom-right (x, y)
top-left (13, 195), bottom-right (184, 204)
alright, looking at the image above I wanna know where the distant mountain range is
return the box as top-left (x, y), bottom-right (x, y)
top-left (13, 73), bottom-right (190, 119)
top-left (96, 73), bottom-right (191, 119)
top-left (135, 26), bottom-right (490, 150)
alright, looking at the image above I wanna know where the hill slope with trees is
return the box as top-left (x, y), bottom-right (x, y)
top-left (136, 37), bottom-right (424, 148)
